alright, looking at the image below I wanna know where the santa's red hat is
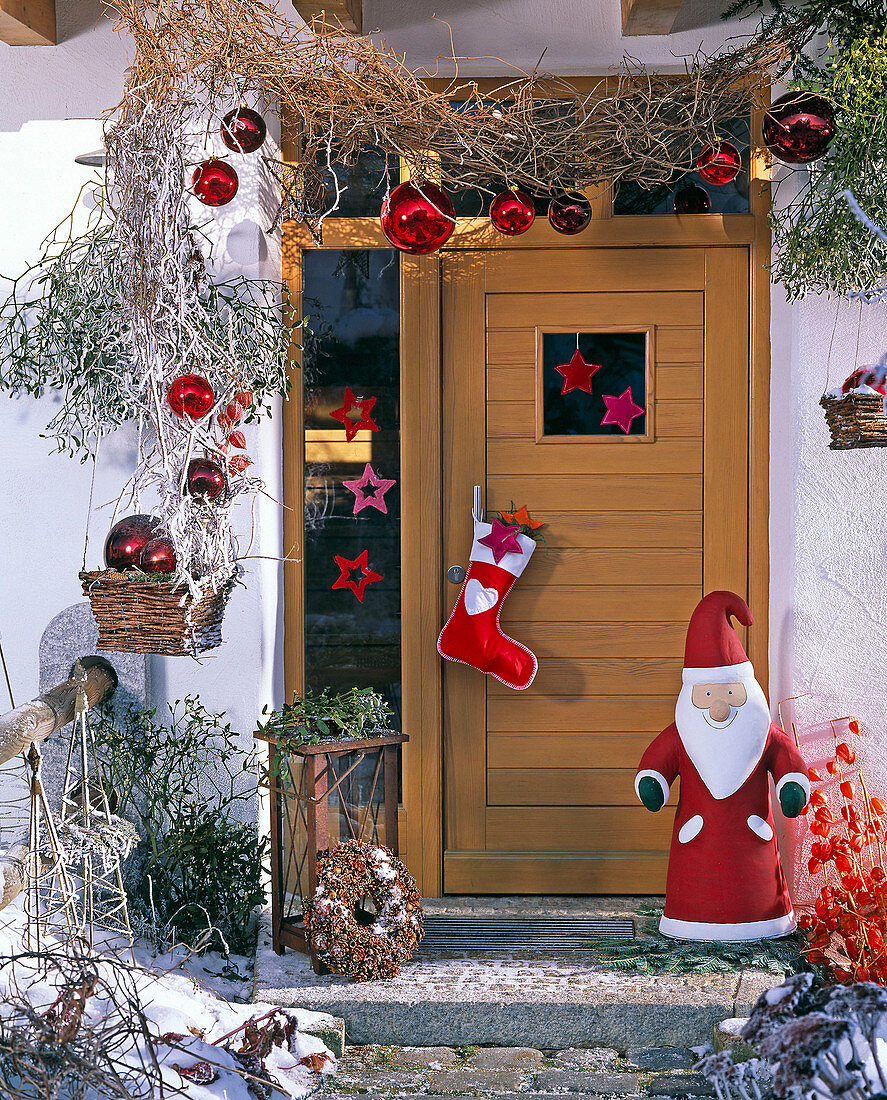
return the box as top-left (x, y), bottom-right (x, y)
top-left (682, 591), bottom-right (755, 685)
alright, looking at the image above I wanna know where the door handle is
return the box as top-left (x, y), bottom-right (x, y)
top-left (447, 566), bottom-right (466, 584)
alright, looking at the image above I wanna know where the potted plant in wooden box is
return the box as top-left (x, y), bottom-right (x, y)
top-left (255, 688), bottom-right (408, 955)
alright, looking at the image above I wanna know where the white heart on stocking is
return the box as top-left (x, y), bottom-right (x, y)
top-left (464, 578), bottom-right (497, 616)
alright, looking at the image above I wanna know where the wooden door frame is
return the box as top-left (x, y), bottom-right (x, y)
top-left (282, 109), bottom-right (771, 899)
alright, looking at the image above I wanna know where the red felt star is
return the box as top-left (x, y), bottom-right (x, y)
top-left (478, 518), bottom-right (524, 564)
top-left (601, 386), bottom-right (646, 434)
top-left (331, 550), bottom-right (383, 601)
top-left (330, 387), bottom-right (380, 443)
top-left (342, 463), bottom-right (397, 515)
top-left (554, 349), bottom-right (602, 396)
top-left (498, 505), bottom-right (545, 531)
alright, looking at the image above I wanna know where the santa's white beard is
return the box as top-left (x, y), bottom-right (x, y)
top-left (675, 676), bottom-right (772, 800)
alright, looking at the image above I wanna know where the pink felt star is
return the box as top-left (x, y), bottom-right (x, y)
top-left (601, 387), bottom-right (645, 434)
top-left (554, 349), bottom-right (602, 396)
top-left (331, 550), bottom-right (383, 602)
top-left (330, 387), bottom-right (380, 443)
top-left (343, 463), bottom-right (396, 515)
top-left (478, 518), bottom-right (524, 564)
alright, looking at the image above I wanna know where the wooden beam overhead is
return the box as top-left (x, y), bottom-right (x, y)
top-left (0, 0), bottom-right (56, 44)
top-left (293, 0), bottom-right (362, 35)
top-left (621, 0), bottom-right (684, 36)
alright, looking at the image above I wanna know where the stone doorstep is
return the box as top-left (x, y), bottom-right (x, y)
top-left (254, 910), bottom-right (778, 1049)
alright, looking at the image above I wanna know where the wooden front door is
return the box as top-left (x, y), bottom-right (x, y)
top-left (441, 246), bottom-right (751, 895)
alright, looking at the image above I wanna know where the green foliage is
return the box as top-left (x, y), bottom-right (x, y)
top-left (0, 194), bottom-right (295, 458)
top-left (587, 904), bottom-right (808, 975)
top-left (91, 696), bottom-right (266, 955)
top-left (728, 1), bottom-right (887, 297)
top-left (257, 687), bottom-right (395, 777)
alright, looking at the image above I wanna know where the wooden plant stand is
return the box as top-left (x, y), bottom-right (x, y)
top-left (257, 731), bottom-right (408, 967)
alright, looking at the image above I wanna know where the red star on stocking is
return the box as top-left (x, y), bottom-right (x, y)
top-left (332, 550), bottom-right (383, 602)
top-left (554, 349), bottom-right (602, 396)
top-left (330, 387), bottom-right (380, 443)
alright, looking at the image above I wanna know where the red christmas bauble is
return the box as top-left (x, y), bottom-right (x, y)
top-left (192, 159), bottom-right (239, 206)
top-left (842, 367), bottom-right (887, 396)
top-left (141, 536), bottom-right (177, 574)
top-left (547, 193), bottom-right (592, 235)
top-left (167, 374), bottom-right (215, 420)
top-left (490, 190), bottom-right (536, 235)
top-left (762, 92), bottom-right (836, 164)
top-left (221, 107), bottom-right (267, 154)
top-left (697, 141), bottom-right (741, 185)
top-left (673, 184), bottom-right (711, 214)
top-left (186, 457), bottom-right (227, 500)
top-left (380, 181), bottom-right (455, 254)
top-left (104, 514), bottom-right (159, 570)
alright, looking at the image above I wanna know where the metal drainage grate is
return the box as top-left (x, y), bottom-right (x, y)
top-left (418, 915), bottom-right (635, 952)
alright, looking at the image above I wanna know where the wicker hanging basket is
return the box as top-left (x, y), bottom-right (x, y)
top-left (79, 568), bottom-right (237, 656)
top-left (820, 392), bottom-right (887, 450)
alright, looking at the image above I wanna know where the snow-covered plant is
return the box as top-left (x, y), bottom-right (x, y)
top-left (797, 716), bottom-right (887, 982)
top-left (698, 973), bottom-right (887, 1100)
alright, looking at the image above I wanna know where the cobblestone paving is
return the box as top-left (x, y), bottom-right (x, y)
top-left (322, 1043), bottom-right (715, 1098)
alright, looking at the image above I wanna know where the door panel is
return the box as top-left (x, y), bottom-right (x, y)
top-left (442, 247), bottom-right (750, 894)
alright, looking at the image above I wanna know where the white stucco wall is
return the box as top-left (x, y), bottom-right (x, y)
top-left (0, 0), bottom-right (289, 829)
top-left (2, 1), bottom-right (885, 862)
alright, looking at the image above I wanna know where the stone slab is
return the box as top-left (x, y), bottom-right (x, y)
top-left (625, 1048), bottom-right (694, 1071)
top-left (394, 1047), bottom-right (460, 1069)
top-left (532, 1070), bottom-right (640, 1093)
top-left (38, 602), bottom-right (149, 808)
top-left (645, 1074), bottom-right (715, 1098)
top-left (426, 1068), bottom-right (528, 1092)
top-left (554, 1049), bottom-right (620, 1070)
top-left (334, 1068), bottom-right (426, 1090)
top-left (468, 1047), bottom-right (544, 1069)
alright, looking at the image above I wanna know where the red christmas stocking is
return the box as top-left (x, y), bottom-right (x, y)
top-left (437, 518), bottom-right (538, 690)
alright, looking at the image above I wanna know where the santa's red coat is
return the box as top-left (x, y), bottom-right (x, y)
top-left (638, 722), bottom-right (807, 930)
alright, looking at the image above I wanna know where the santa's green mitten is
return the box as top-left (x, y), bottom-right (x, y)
top-left (779, 781), bottom-right (807, 818)
top-left (638, 775), bottom-right (665, 812)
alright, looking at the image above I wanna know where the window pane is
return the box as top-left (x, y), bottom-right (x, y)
top-left (302, 249), bottom-right (401, 733)
top-left (542, 331), bottom-right (648, 437)
top-left (613, 116), bottom-right (751, 215)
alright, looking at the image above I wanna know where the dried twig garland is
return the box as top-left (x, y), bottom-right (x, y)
top-left (72, 0), bottom-right (791, 638)
top-left (110, 0), bottom-right (788, 231)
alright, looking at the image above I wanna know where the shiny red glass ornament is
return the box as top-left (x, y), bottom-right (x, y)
top-left (696, 141), bottom-right (741, 185)
top-left (490, 190), bottom-right (536, 235)
top-left (192, 159), bottom-right (239, 206)
top-left (186, 457), bottom-right (227, 501)
top-left (673, 184), bottom-right (711, 214)
top-left (547, 193), bottom-right (592, 235)
top-left (141, 536), bottom-right (177, 574)
top-left (762, 92), bottom-right (836, 164)
top-left (104, 514), bottom-right (159, 570)
top-left (221, 107), bottom-right (267, 154)
top-left (167, 374), bottom-right (215, 420)
top-left (380, 181), bottom-right (455, 254)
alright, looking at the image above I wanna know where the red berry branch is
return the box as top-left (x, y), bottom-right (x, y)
top-left (797, 716), bottom-right (887, 982)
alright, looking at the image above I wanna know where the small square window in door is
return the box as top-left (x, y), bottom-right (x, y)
top-left (540, 331), bottom-right (651, 440)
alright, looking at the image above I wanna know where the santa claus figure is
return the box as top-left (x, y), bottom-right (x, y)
top-left (636, 591), bottom-right (809, 941)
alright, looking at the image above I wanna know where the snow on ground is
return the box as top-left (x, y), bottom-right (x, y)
top-left (0, 901), bottom-right (337, 1098)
